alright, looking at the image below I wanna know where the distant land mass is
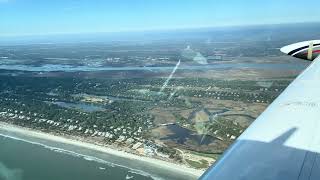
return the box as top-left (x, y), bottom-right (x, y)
top-left (1, 22), bottom-right (320, 45)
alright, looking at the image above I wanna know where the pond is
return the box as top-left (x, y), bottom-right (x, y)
top-left (161, 124), bottom-right (216, 146)
top-left (50, 101), bottom-right (105, 112)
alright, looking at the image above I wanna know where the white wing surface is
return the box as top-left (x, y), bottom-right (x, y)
top-left (200, 41), bottom-right (320, 180)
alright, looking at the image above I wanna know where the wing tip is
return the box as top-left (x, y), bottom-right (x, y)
top-left (281, 40), bottom-right (320, 60)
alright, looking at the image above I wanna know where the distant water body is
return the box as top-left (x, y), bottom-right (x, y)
top-left (0, 129), bottom-right (196, 180)
top-left (0, 63), bottom-right (307, 72)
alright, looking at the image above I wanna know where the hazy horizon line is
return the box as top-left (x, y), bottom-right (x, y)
top-left (1, 21), bottom-right (320, 39)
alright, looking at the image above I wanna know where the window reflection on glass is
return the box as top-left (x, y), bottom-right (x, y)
top-left (0, 0), bottom-right (316, 179)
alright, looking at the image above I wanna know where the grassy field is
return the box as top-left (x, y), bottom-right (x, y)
top-left (186, 159), bottom-right (209, 169)
top-left (189, 150), bottom-right (222, 160)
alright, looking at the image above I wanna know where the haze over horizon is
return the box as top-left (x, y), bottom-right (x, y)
top-left (1, 0), bottom-right (320, 37)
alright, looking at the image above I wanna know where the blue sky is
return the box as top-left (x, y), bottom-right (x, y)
top-left (0, 0), bottom-right (320, 36)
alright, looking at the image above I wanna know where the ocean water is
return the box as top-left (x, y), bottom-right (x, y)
top-left (0, 130), bottom-right (197, 180)
top-left (0, 136), bottom-right (152, 180)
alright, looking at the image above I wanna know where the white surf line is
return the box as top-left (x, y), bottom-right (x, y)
top-left (159, 60), bottom-right (181, 94)
top-left (0, 132), bottom-right (158, 179)
top-left (0, 123), bottom-right (204, 177)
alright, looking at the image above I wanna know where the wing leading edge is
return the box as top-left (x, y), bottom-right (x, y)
top-left (200, 41), bottom-right (320, 180)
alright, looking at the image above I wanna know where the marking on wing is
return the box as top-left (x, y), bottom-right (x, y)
top-left (288, 43), bottom-right (320, 55)
top-left (308, 41), bottom-right (314, 60)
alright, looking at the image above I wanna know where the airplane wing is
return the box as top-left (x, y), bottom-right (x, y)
top-left (200, 40), bottom-right (320, 180)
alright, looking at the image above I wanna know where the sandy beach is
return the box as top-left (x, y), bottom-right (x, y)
top-left (0, 122), bottom-right (204, 178)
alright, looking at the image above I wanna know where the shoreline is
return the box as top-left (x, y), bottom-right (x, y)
top-left (0, 122), bottom-right (204, 178)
